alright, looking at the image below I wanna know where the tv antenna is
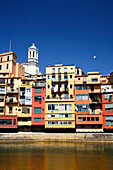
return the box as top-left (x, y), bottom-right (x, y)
top-left (9, 40), bottom-right (11, 51)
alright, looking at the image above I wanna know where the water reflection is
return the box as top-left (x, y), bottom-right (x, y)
top-left (0, 142), bottom-right (113, 170)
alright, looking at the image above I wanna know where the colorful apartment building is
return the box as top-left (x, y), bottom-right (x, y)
top-left (101, 73), bottom-right (113, 131)
top-left (45, 64), bottom-right (76, 130)
top-left (0, 51), bottom-right (25, 131)
top-left (0, 47), bottom-right (113, 133)
top-left (75, 72), bottom-right (103, 132)
top-left (18, 78), bottom-right (33, 131)
top-left (31, 77), bottom-right (46, 131)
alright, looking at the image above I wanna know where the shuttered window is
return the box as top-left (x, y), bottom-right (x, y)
top-left (34, 118), bottom-right (41, 122)
top-left (35, 88), bottom-right (42, 93)
top-left (34, 107), bottom-right (41, 113)
top-left (105, 103), bottom-right (113, 110)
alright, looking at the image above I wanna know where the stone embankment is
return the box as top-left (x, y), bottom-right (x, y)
top-left (0, 133), bottom-right (113, 142)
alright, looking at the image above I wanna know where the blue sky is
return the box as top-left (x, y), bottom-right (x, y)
top-left (0, 0), bottom-right (113, 74)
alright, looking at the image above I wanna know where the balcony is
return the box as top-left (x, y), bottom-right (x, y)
top-left (0, 79), bottom-right (6, 85)
top-left (8, 81), bottom-right (14, 85)
top-left (20, 99), bottom-right (25, 105)
top-left (51, 87), bottom-right (69, 93)
top-left (52, 79), bottom-right (68, 83)
top-left (32, 82), bottom-right (45, 87)
top-left (45, 97), bottom-right (74, 102)
top-left (20, 91), bottom-right (25, 96)
top-left (7, 89), bottom-right (18, 94)
top-left (6, 98), bottom-right (18, 104)
top-left (90, 98), bottom-right (102, 104)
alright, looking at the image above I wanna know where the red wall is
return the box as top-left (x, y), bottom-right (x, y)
top-left (0, 115), bottom-right (17, 128)
top-left (32, 87), bottom-right (45, 125)
top-left (102, 93), bottom-right (113, 129)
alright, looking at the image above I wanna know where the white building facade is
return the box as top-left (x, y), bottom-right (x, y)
top-left (21, 43), bottom-right (39, 76)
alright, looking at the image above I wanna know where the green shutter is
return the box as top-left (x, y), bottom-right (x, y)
top-left (34, 107), bottom-right (41, 113)
top-left (34, 118), bottom-right (41, 122)
top-left (35, 88), bottom-right (42, 93)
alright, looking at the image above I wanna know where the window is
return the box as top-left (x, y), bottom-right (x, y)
top-left (6, 64), bottom-right (9, 69)
top-left (87, 117), bottom-right (90, 121)
top-left (64, 74), bottom-right (68, 81)
top-left (96, 117), bottom-right (99, 121)
top-left (3, 74), bottom-right (6, 76)
top-left (83, 78), bottom-right (87, 83)
top-left (22, 107), bottom-right (30, 114)
top-left (0, 95), bottom-right (4, 102)
top-left (105, 103), bottom-right (113, 111)
top-left (78, 78), bottom-right (80, 80)
top-left (70, 85), bottom-right (72, 88)
top-left (22, 82), bottom-right (25, 84)
top-left (52, 75), bottom-right (56, 81)
top-left (43, 89), bottom-right (44, 91)
top-left (52, 68), bottom-right (55, 73)
top-left (91, 117), bottom-right (94, 121)
top-left (83, 117), bottom-right (86, 121)
top-left (58, 74), bottom-right (61, 81)
top-left (48, 76), bottom-right (50, 79)
top-left (13, 119), bottom-right (16, 125)
top-left (34, 96), bottom-right (42, 101)
top-left (9, 107), bottom-right (12, 114)
top-left (0, 107), bottom-right (4, 113)
top-left (34, 107), bottom-right (41, 113)
top-left (34, 118), bottom-right (41, 122)
top-left (26, 81), bottom-right (29, 85)
top-left (0, 87), bottom-right (5, 91)
top-left (78, 117), bottom-right (82, 121)
top-left (0, 65), bottom-right (2, 70)
top-left (33, 51), bottom-right (34, 57)
top-left (0, 119), bottom-right (12, 125)
top-left (48, 121), bottom-right (58, 125)
top-left (70, 75), bottom-right (72, 79)
top-left (63, 92), bottom-right (68, 98)
top-left (48, 85), bottom-right (50, 89)
top-left (59, 104), bottom-right (72, 111)
top-left (70, 95), bottom-right (73, 98)
top-left (76, 104), bottom-right (89, 112)
top-left (76, 86), bottom-right (89, 90)
top-left (48, 104), bottom-right (58, 111)
top-left (35, 88), bottom-right (42, 93)
top-left (7, 56), bottom-right (9, 61)
top-left (76, 94), bottom-right (89, 100)
top-left (92, 77), bottom-right (98, 82)
top-left (58, 68), bottom-right (61, 73)
top-left (59, 121), bottom-right (72, 125)
top-left (104, 94), bottom-right (112, 100)
top-left (64, 67), bottom-right (67, 72)
top-left (0, 57), bottom-right (2, 62)
top-left (71, 68), bottom-right (73, 70)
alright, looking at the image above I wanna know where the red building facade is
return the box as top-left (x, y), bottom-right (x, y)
top-left (31, 80), bottom-right (46, 131)
top-left (0, 115), bottom-right (17, 129)
top-left (101, 84), bottom-right (113, 130)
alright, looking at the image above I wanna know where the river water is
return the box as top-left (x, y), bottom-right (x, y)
top-left (0, 142), bottom-right (113, 170)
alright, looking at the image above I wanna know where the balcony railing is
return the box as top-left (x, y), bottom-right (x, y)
top-left (6, 98), bottom-right (18, 103)
top-left (20, 99), bottom-right (25, 105)
top-left (20, 92), bottom-right (25, 96)
top-left (45, 97), bottom-right (74, 101)
top-left (51, 87), bottom-right (69, 93)
top-left (90, 98), bottom-right (102, 104)
top-left (32, 82), bottom-right (45, 87)
top-left (7, 89), bottom-right (18, 94)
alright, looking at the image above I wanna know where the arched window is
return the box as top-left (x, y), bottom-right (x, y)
top-left (30, 51), bottom-right (31, 57)
top-left (7, 56), bottom-right (9, 61)
top-left (33, 51), bottom-right (34, 58)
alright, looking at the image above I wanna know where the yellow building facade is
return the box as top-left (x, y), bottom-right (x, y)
top-left (45, 64), bottom-right (75, 129)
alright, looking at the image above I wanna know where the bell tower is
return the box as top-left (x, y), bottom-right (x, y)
top-left (28, 42), bottom-right (39, 63)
